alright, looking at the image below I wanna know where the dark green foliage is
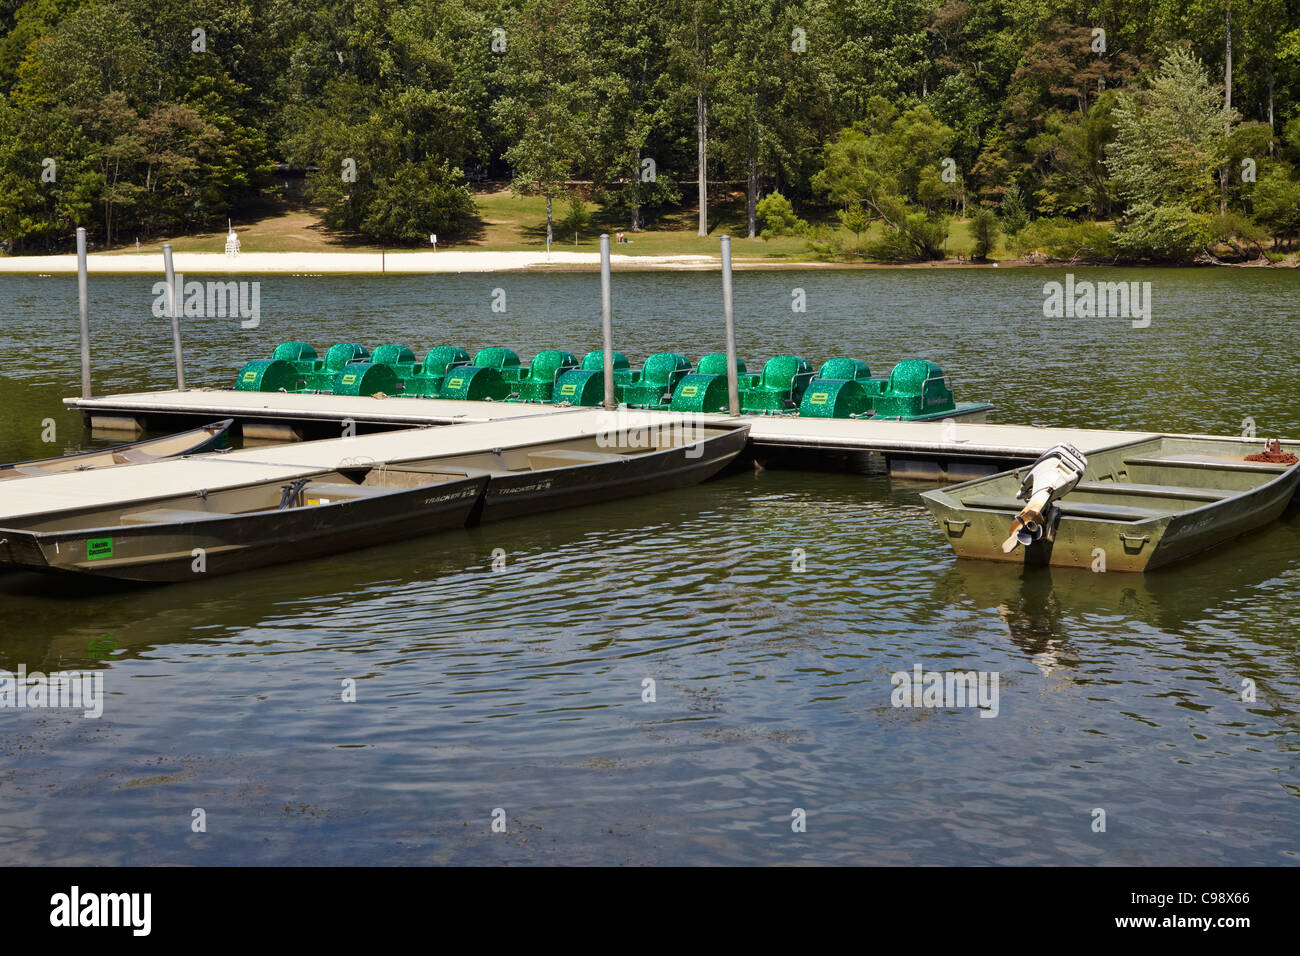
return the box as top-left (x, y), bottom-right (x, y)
top-left (560, 194), bottom-right (591, 244)
top-left (0, 0), bottom-right (1297, 260)
top-left (1011, 218), bottom-right (1118, 263)
top-left (999, 188), bottom-right (1029, 236)
top-left (755, 190), bottom-right (807, 239)
top-left (970, 208), bottom-right (998, 260)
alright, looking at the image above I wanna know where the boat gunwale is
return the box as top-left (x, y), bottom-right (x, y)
top-left (1, 470), bottom-right (486, 547)
top-left (477, 427), bottom-right (748, 504)
top-left (0, 467), bottom-right (487, 540)
top-left (927, 434), bottom-right (1300, 525)
top-left (0, 418), bottom-right (234, 476)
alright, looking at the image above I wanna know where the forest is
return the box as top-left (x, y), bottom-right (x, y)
top-left (0, 0), bottom-right (1297, 262)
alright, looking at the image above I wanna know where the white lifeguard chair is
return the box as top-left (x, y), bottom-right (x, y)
top-left (224, 218), bottom-right (241, 257)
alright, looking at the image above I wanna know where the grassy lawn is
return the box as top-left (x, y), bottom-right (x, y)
top-left (107, 185), bottom-right (988, 260)
top-left (466, 186), bottom-right (814, 258)
top-left (116, 207), bottom-right (387, 255)
top-left (469, 186), bottom-right (984, 259)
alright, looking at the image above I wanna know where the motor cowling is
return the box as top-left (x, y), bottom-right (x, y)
top-left (1002, 443), bottom-right (1088, 553)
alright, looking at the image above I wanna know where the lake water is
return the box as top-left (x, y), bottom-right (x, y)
top-left (0, 266), bottom-right (1297, 864)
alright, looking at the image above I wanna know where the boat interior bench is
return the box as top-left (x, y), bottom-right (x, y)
top-left (303, 482), bottom-right (394, 500)
top-left (962, 496), bottom-right (1164, 522)
top-left (120, 507), bottom-right (228, 525)
top-left (1123, 456), bottom-right (1289, 473)
top-left (526, 449), bottom-right (627, 470)
top-left (116, 449), bottom-right (161, 464)
top-left (1073, 481), bottom-right (1232, 502)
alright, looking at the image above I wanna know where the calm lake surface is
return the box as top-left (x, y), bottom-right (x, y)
top-left (0, 265), bottom-right (1297, 865)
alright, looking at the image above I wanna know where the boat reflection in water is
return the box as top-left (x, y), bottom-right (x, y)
top-left (932, 501), bottom-right (1300, 677)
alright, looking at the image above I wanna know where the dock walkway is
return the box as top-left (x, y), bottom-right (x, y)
top-left (65, 388), bottom-right (1165, 478)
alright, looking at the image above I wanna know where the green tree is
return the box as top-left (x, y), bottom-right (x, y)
top-left (712, 0), bottom-right (832, 238)
top-left (1251, 165), bottom-right (1300, 247)
top-left (360, 161), bottom-right (475, 244)
top-left (1108, 48), bottom-right (1235, 212)
top-left (560, 193), bottom-right (591, 243)
top-left (838, 201), bottom-right (871, 239)
top-left (589, 0), bottom-right (680, 231)
top-left (493, 0), bottom-right (594, 251)
top-left (969, 207), bottom-right (998, 260)
top-left (1111, 202), bottom-right (1213, 260)
top-left (811, 99), bottom-right (955, 260)
top-left (755, 190), bottom-right (807, 239)
top-left (999, 187), bottom-right (1029, 235)
top-left (664, 0), bottom-right (721, 237)
top-left (1026, 92), bottom-right (1120, 220)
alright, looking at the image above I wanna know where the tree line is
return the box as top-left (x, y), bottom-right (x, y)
top-left (0, 0), bottom-right (1297, 262)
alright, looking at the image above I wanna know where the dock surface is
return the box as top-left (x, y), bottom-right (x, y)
top-left (66, 387), bottom-right (1163, 461)
top-left (67, 388), bottom-right (574, 426)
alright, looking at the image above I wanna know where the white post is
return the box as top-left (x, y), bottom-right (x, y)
top-left (721, 235), bottom-right (739, 417)
top-left (77, 227), bottom-right (91, 399)
top-left (162, 243), bottom-right (186, 391)
top-left (600, 234), bottom-right (615, 410)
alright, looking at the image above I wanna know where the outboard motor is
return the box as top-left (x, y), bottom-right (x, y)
top-left (1001, 443), bottom-right (1088, 553)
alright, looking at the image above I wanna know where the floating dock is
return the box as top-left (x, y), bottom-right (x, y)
top-left (64, 388), bottom-right (1171, 481)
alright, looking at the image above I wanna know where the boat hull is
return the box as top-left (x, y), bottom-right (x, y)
top-left (0, 474), bottom-right (487, 583)
top-left (475, 425), bottom-right (748, 522)
top-left (922, 436), bottom-right (1300, 572)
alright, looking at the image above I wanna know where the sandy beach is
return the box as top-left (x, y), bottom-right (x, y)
top-left (6, 249), bottom-right (1255, 275)
top-left (0, 250), bottom-right (729, 275)
top-left (0, 250), bottom-right (1063, 275)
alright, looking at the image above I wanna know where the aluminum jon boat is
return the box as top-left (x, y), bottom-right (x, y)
top-left (921, 435), bottom-right (1300, 572)
top-left (0, 419), bottom-right (233, 480)
top-left (404, 421), bottom-right (750, 523)
top-left (0, 422), bottom-right (748, 583)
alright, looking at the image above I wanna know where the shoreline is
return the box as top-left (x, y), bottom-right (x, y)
top-left (0, 250), bottom-right (1291, 275)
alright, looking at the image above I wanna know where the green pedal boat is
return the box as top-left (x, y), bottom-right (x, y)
top-left (922, 436), bottom-right (1300, 572)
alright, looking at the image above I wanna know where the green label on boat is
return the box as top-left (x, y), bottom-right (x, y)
top-left (447, 377), bottom-right (463, 389)
top-left (810, 392), bottom-right (829, 405)
top-left (681, 385), bottom-right (698, 398)
top-left (242, 371), bottom-right (256, 382)
top-left (560, 383), bottom-right (577, 396)
top-left (341, 374), bottom-right (357, 386)
top-left (87, 538), bottom-right (114, 560)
